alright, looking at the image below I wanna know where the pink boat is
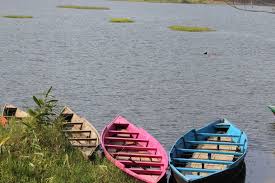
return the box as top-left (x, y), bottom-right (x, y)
top-left (101, 116), bottom-right (168, 183)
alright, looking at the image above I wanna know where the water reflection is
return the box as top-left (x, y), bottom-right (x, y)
top-left (167, 162), bottom-right (246, 183)
top-left (269, 122), bottom-right (275, 132)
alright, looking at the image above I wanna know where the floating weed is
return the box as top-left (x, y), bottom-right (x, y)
top-left (110, 18), bottom-right (134, 23)
top-left (169, 25), bottom-right (215, 32)
top-left (57, 5), bottom-right (110, 10)
top-left (3, 15), bottom-right (33, 19)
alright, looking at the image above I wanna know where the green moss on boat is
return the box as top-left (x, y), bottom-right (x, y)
top-left (169, 25), bottom-right (214, 32)
top-left (110, 18), bottom-right (134, 23)
top-left (3, 15), bottom-right (33, 19)
top-left (57, 5), bottom-right (110, 10)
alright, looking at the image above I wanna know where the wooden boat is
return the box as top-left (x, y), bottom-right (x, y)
top-left (101, 116), bottom-right (168, 183)
top-left (1, 104), bottom-right (29, 119)
top-left (268, 105), bottom-right (275, 115)
top-left (61, 106), bottom-right (100, 159)
top-left (169, 119), bottom-right (248, 183)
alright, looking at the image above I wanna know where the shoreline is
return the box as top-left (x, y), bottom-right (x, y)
top-left (111, 0), bottom-right (225, 4)
top-left (111, 0), bottom-right (275, 6)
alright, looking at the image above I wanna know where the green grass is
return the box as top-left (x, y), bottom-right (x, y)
top-left (168, 25), bottom-right (215, 32)
top-left (110, 18), bottom-right (134, 23)
top-left (57, 5), bottom-right (110, 10)
top-left (0, 119), bottom-right (137, 183)
top-left (3, 15), bottom-right (33, 19)
top-left (0, 90), bottom-right (137, 183)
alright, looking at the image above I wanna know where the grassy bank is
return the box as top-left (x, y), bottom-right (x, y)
top-left (0, 88), bottom-right (137, 183)
top-left (110, 18), bottom-right (135, 23)
top-left (169, 25), bottom-right (214, 32)
top-left (3, 15), bottom-right (33, 19)
top-left (57, 5), bottom-right (110, 10)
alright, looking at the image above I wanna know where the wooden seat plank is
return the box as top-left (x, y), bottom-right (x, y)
top-left (105, 137), bottom-right (148, 142)
top-left (119, 160), bottom-right (164, 167)
top-left (129, 168), bottom-right (162, 175)
top-left (105, 144), bottom-right (157, 151)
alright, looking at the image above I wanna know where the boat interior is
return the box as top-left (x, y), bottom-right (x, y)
top-left (61, 107), bottom-right (99, 158)
top-left (1, 104), bottom-right (29, 119)
top-left (2, 106), bottom-right (17, 117)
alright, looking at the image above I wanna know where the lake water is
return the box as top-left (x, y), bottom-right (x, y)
top-left (1, 0), bottom-right (275, 182)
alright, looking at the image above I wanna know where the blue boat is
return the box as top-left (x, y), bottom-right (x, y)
top-left (169, 119), bottom-right (248, 183)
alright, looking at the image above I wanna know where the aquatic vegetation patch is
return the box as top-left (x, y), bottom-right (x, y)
top-left (168, 25), bottom-right (214, 32)
top-left (110, 18), bottom-right (134, 23)
top-left (3, 15), bottom-right (33, 19)
top-left (57, 5), bottom-right (110, 10)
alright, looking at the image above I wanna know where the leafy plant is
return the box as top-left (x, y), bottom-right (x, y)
top-left (27, 87), bottom-right (58, 125)
top-left (0, 136), bottom-right (10, 154)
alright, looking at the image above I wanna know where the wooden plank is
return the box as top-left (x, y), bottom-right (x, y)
top-left (105, 144), bottom-right (157, 151)
top-left (128, 168), bottom-right (162, 175)
top-left (108, 130), bottom-right (139, 135)
top-left (63, 122), bottom-right (83, 125)
top-left (214, 124), bottom-right (230, 129)
top-left (187, 141), bottom-right (244, 146)
top-left (176, 167), bottom-right (218, 173)
top-left (119, 160), bottom-right (164, 167)
top-left (105, 137), bottom-right (148, 142)
top-left (176, 149), bottom-right (242, 156)
top-left (112, 152), bottom-right (162, 159)
top-left (62, 130), bottom-right (91, 133)
top-left (173, 158), bottom-right (233, 165)
top-left (197, 133), bottom-right (240, 138)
